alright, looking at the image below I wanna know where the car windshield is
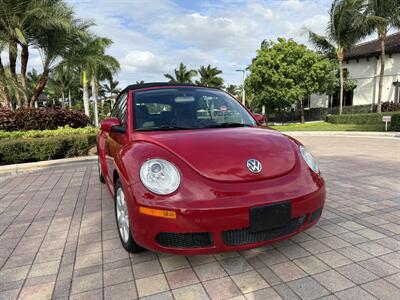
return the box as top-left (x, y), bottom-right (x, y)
top-left (134, 87), bottom-right (256, 131)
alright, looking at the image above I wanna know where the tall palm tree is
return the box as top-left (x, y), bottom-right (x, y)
top-left (49, 64), bottom-right (74, 108)
top-left (195, 65), bottom-right (224, 88)
top-left (0, 39), bottom-right (12, 108)
top-left (164, 63), bottom-right (197, 84)
top-left (0, 0), bottom-right (76, 107)
top-left (30, 8), bottom-right (90, 107)
top-left (365, 0), bottom-right (400, 112)
top-left (308, 0), bottom-right (373, 114)
top-left (103, 75), bottom-right (121, 98)
top-left (65, 36), bottom-right (119, 124)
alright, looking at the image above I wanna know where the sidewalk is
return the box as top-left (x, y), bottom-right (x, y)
top-left (0, 155), bottom-right (97, 176)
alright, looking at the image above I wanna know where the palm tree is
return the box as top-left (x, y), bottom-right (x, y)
top-left (136, 80), bottom-right (145, 85)
top-left (103, 75), bottom-right (121, 98)
top-left (49, 64), bottom-right (74, 108)
top-left (0, 0), bottom-right (76, 107)
top-left (65, 36), bottom-right (119, 124)
top-left (308, 0), bottom-right (373, 114)
top-left (365, 0), bottom-right (400, 112)
top-left (30, 7), bottom-right (90, 107)
top-left (225, 84), bottom-right (240, 97)
top-left (164, 63), bottom-right (197, 84)
top-left (195, 65), bottom-right (224, 88)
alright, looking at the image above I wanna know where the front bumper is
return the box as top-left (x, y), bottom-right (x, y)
top-left (128, 184), bottom-right (325, 255)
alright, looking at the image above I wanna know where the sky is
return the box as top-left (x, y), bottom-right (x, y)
top-left (2, 0), bottom-right (336, 87)
top-left (62, 0), bottom-right (336, 87)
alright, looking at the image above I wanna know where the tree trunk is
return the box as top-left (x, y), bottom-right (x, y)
top-left (0, 53), bottom-right (12, 109)
top-left (299, 100), bottom-right (305, 124)
top-left (68, 89), bottom-right (72, 108)
top-left (337, 48), bottom-right (344, 115)
top-left (9, 40), bottom-right (22, 108)
top-left (82, 70), bottom-right (90, 117)
top-left (20, 44), bottom-right (29, 107)
top-left (377, 32), bottom-right (386, 113)
top-left (91, 77), bottom-right (99, 127)
top-left (61, 90), bottom-right (65, 108)
top-left (30, 67), bottom-right (49, 107)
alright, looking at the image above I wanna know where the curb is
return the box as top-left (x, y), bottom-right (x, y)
top-left (282, 131), bottom-right (400, 139)
top-left (0, 155), bottom-right (97, 174)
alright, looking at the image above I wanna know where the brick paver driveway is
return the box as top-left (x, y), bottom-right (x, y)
top-left (0, 135), bottom-right (399, 300)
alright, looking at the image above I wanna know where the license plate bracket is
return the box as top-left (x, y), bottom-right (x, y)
top-left (250, 202), bottom-right (291, 232)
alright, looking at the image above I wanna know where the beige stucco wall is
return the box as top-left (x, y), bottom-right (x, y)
top-left (311, 53), bottom-right (400, 108)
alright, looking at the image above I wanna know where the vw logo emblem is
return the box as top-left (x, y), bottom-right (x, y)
top-left (247, 159), bottom-right (262, 174)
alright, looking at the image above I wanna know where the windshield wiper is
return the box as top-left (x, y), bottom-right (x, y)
top-left (202, 123), bottom-right (252, 128)
top-left (137, 125), bottom-right (192, 131)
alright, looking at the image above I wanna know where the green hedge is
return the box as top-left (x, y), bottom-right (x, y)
top-left (391, 114), bottom-right (400, 131)
top-left (0, 134), bottom-right (97, 164)
top-left (326, 112), bottom-right (399, 126)
top-left (0, 126), bottom-right (98, 140)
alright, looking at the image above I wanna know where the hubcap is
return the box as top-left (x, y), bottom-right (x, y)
top-left (116, 187), bottom-right (130, 243)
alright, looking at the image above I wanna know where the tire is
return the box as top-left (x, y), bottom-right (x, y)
top-left (114, 179), bottom-right (145, 253)
top-left (98, 156), bottom-right (105, 183)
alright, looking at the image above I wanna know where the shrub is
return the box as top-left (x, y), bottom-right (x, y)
top-left (0, 108), bottom-right (92, 131)
top-left (326, 112), bottom-right (399, 125)
top-left (0, 134), bottom-right (97, 164)
top-left (391, 114), bottom-right (400, 131)
top-left (381, 101), bottom-right (400, 112)
top-left (0, 125), bottom-right (98, 140)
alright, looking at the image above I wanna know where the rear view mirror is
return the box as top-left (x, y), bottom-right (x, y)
top-left (253, 113), bottom-right (266, 126)
top-left (174, 96), bottom-right (195, 103)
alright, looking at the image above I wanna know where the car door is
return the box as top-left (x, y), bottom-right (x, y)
top-left (105, 92), bottom-right (128, 183)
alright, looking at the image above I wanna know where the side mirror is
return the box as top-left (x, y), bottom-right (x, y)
top-left (253, 113), bottom-right (266, 126)
top-left (100, 117), bottom-right (122, 132)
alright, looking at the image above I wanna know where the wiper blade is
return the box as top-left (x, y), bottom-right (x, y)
top-left (137, 125), bottom-right (192, 131)
top-left (202, 123), bottom-right (251, 128)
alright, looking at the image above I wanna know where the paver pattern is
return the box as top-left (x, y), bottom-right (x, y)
top-left (0, 135), bottom-right (399, 300)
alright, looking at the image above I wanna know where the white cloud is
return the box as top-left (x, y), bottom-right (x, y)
top-left (122, 50), bottom-right (172, 73)
top-left (61, 0), bottom-right (335, 86)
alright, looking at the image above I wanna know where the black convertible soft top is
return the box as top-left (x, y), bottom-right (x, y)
top-left (120, 82), bottom-right (218, 94)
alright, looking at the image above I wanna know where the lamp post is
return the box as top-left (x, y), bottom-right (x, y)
top-left (236, 69), bottom-right (246, 106)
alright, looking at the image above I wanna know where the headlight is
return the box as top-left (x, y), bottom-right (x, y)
top-left (140, 159), bottom-right (180, 195)
top-left (299, 146), bottom-right (319, 174)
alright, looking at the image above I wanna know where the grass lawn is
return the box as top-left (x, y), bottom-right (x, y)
top-left (270, 122), bottom-right (386, 132)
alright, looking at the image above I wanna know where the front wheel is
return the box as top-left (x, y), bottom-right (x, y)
top-left (114, 179), bottom-right (145, 253)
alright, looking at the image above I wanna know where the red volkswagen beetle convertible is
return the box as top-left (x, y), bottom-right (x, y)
top-left (97, 83), bottom-right (325, 254)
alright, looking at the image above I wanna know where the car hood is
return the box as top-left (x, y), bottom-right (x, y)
top-left (134, 127), bottom-right (297, 182)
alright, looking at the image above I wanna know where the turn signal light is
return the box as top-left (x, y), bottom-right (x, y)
top-left (139, 206), bottom-right (176, 219)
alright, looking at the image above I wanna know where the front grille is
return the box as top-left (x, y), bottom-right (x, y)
top-left (222, 216), bottom-right (306, 246)
top-left (310, 207), bottom-right (323, 222)
top-left (156, 232), bottom-right (212, 248)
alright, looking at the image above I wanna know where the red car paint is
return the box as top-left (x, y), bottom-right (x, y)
top-left (97, 84), bottom-right (325, 254)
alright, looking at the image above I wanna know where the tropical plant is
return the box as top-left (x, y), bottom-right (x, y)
top-left (104, 75), bottom-right (121, 97)
top-left (225, 84), bottom-right (240, 97)
top-left (164, 63), bottom-right (197, 84)
top-left (0, 0), bottom-right (79, 107)
top-left (136, 80), bottom-right (145, 85)
top-left (245, 38), bottom-right (336, 123)
top-left (308, 0), bottom-right (375, 114)
top-left (64, 36), bottom-right (119, 125)
top-left (31, 14), bottom-right (90, 107)
top-left (365, 0), bottom-right (400, 112)
top-left (195, 65), bottom-right (224, 88)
